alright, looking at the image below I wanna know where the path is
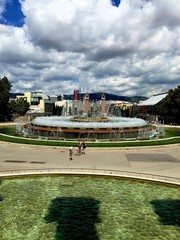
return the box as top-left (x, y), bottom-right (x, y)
top-left (0, 142), bottom-right (179, 182)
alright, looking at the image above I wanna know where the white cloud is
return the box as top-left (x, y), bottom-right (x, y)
top-left (0, 0), bottom-right (8, 17)
top-left (0, 0), bottom-right (180, 96)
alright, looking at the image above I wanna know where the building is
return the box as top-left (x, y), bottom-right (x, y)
top-left (137, 92), bottom-right (168, 123)
top-left (74, 90), bottom-right (79, 100)
top-left (17, 91), bottom-right (55, 114)
top-left (138, 93), bottom-right (168, 113)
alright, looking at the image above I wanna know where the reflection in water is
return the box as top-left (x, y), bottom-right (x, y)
top-left (45, 197), bottom-right (100, 240)
top-left (151, 200), bottom-right (180, 227)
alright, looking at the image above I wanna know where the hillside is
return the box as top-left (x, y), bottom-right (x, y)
top-left (62, 92), bottom-right (147, 103)
top-left (10, 92), bottom-right (147, 103)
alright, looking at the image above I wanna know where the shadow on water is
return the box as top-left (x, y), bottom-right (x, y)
top-left (151, 199), bottom-right (180, 227)
top-left (44, 197), bottom-right (100, 240)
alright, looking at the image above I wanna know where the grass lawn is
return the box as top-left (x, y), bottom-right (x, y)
top-left (0, 125), bottom-right (180, 147)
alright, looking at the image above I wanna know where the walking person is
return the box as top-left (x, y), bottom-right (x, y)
top-left (69, 146), bottom-right (73, 160)
top-left (82, 141), bottom-right (86, 154)
top-left (77, 140), bottom-right (82, 155)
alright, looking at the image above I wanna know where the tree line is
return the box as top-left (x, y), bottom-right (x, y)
top-left (155, 85), bottom-right (180, 125)
top-left (0, 76), bottom-right (62, 121)
top-left (0, 76), bottom-right (29, 121)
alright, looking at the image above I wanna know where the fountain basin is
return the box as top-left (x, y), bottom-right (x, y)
top-left (1, 175), bottom-right (180, 240)
top-left (23, 116), bottom-right (156, 140)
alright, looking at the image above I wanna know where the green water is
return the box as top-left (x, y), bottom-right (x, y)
top-left (1, 175), bottom-right (180, 240)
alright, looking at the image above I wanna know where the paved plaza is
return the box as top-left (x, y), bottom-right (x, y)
top-left (0, 141), bottom-right (180, 183)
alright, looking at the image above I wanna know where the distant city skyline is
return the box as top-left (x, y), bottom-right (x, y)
top-left (0, 0), bottom-right (180, 97)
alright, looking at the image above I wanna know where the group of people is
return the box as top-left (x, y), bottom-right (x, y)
top-left (69, 140), bottom-right (86, 160)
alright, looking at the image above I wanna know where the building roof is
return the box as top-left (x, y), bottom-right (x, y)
top-left (32, 93), bottom-right (49, 100)
top-left (138, 93), bottom-right (167, 106)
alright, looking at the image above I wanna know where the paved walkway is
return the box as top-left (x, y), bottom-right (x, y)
top-left (0, 141), bottom-right (180, 184)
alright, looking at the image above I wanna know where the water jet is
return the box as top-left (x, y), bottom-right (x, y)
top-left (22, 94), bottom-right (157, 140)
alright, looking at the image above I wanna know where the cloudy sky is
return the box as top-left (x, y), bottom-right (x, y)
top-left (0, 0), bottom-right (180, 97)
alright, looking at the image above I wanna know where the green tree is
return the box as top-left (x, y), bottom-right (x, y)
top-left (155, 86), bottom-right (180, 124)
top-left (0, 76), bottom-right (12, 121)
top-left (53, 105), bottom-right (63, 116)
top-left (9, 98), bottom-right (30, 116)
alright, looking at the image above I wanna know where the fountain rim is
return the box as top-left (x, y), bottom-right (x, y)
top-left (29, 116), bottom-right (149, 129)
top-left (22, 115), bottom-right (156, 140)
top-left (70, 116), bottom-right (111, 122)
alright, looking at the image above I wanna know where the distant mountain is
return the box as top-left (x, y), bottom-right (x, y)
top-left (10, 92), bottom-right (147, 103)
top-left (10, 93), bottom-right (24, 99)
top-left (61, 92), bottom-right (147, 103)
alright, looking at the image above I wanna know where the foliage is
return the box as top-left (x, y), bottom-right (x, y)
top-left (8, 98), bottom-right (30, 115)
top-left (53, 105), bottom-right (63, 116)
top-left (155, 86), bottom-right (180, 124)
top-left (0, 76), bottom-right (11, 121)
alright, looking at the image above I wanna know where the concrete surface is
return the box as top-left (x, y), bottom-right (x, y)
top-left (0, 141), bottom-right (179, 184)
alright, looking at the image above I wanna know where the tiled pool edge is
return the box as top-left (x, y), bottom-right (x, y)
top-left (1, 168), bottom-right (180, 186)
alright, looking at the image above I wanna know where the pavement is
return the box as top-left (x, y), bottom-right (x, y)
top-left (0, 140), bottom-right (180, 184)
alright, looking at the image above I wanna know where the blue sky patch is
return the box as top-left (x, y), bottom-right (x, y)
top-left (0, 0), bottom-right (122, 28)
top-left (0, 0), bottom-right (25, 27)
top-left (111, 0), bottom-right (121, 7)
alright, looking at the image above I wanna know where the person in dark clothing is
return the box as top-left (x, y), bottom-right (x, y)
top-left (77, 140), bottom-right (82, 155)
top-left (82, 141), bottom-right (86, 154)
top-left (69, 146), bottom-right (73, 160)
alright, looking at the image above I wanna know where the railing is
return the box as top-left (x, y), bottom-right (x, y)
top-left (0, 168), bottom-right (180, 186)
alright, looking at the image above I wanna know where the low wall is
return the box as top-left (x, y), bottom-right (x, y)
top-left (1, 168), bottom-right (180, 186)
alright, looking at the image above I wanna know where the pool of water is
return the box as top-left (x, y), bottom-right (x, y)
top-left (1, 175), bottom-right (180, 240)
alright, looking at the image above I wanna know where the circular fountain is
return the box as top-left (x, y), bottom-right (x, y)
top-left (23, 115), bottom-right (155, 139)
top-left (22, 94), bottom-right (157, 140)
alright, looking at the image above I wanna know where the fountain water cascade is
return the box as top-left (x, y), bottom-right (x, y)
top-left (22, 94), bottom-right (157, 140)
